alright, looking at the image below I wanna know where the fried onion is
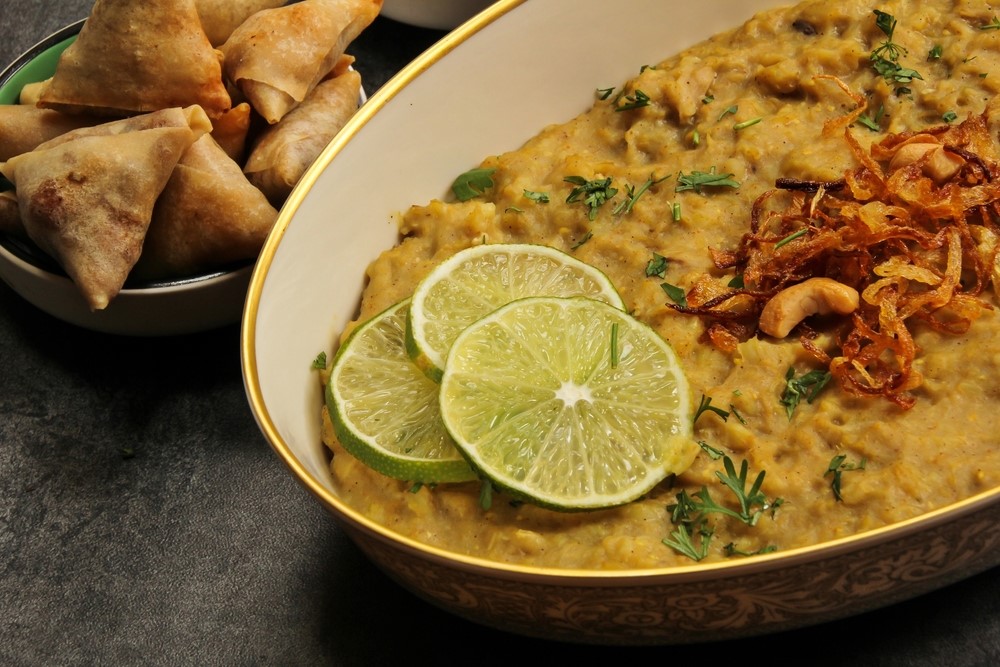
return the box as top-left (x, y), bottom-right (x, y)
top-left (671, 111), bottom-right (1000, 408)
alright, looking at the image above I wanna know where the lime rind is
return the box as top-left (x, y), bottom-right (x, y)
top-left (438, 296), bottom-right (695, 510)
top-left (407, 243), bottom-right (626, 382)
top-left (327, 298), bottom-right (477, 484)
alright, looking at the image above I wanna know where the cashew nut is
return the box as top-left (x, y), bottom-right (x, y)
top-left (759, 277), bottom-right (860, 338)
top-left (889, 142), bottom-right (964, 183)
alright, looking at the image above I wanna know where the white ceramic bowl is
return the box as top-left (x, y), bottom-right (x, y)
top-left (380, 0), bottom-right (496, 30)
top-left (242, 0), bottom-right (1000, 643)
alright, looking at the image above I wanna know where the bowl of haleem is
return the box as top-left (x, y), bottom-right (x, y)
top-left (241, 0), bottom-right (1000, 643)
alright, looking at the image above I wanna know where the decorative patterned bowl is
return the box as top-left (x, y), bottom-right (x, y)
top-left (241, 0), bottom-right (1000, 643)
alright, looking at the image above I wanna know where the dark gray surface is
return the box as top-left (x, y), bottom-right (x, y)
top-left (1, 2), bottom-right (998, 665)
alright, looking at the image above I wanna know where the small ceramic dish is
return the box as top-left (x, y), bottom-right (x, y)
top-left (380, 0), bottom-right (496, 30)
top-left (242, 0), bottom-right (1000, 644)
top-left (0, 19), bottom-right (254, 336)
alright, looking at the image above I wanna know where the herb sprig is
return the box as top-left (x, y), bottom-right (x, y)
top-left (675, 167), bottom-right (740, 193)
top-left (780, 367), bottom-right (832, 419)
top-left (613, 174), bottom-right (669, 215)
top-left (564, 176), bottom-right (617, 220)
top-left (616, 89), bottom-right (651, 111)
top-left (826, 454), bottom-right (867, 501)
top-left (664, 450), bottom-right (783, 561)
top-left (870, 10), bottom-right (923, 93)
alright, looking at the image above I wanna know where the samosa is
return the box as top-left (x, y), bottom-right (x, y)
top-left (245, 69), bottom-right (362, 205)
top-left (38, 0), bottom-right (231, 118)
top-left (133, 134), bottom-right (278, 280)
top-left (220, 0), bottom-right (380, 124)
top-left (0, 107), bottom-right (211, 310)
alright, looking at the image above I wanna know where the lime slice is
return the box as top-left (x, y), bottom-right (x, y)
top-left (326, 298), bottom-right (476, 484)
top-left (438, 296), bottom-right (695, 510)
top-left (406, 243), bottom-right (625, 382)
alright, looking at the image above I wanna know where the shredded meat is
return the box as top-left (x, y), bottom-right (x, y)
top-left (672, 111), bottom-right (1000, 408)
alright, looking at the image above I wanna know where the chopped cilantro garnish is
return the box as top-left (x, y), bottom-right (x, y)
top-left (613, 174), bottom-right (669, 215)
top-left (857, 103), bottom-right (885, 131)
top-left (645, 253), bottom-right (668, 278)
top-left (664, 453), bottom-right (783, 561)
top-left (675, 167), bottom-right (740, 193)
top-left (694, 394), bottom-right (729, 423)
top-left (564, 176), bottom-right (617, 220)
top-left (616, 89), bottom-right (651, 111)
top-left (451, 167), bottom-right (497, 201)
top-left (870, 10), bottom-right (923, 91)
top-left (660, 281), bottom-right (687, 307)
top-left (717, 104), bottom-right (738, 120)
top-left (774, 228), bottom-right (808, 249)
top-left (571, 231), bottom-right (593, 249)
top-left (780, 367), bottom-right (832, 419)
top-left (609, 323), bottom-right (620, 368)
top-left (733, 116), bottom-right (763, 131)
top-left (825, 454), bottom-right (867, 501)
top-left (311, 351), bottom-right (328, 370)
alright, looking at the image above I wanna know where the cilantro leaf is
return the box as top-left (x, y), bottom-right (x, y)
top-left (780, 367), bottom-right (832, 419)
top-left (451, 167), bottom-right (497, 201)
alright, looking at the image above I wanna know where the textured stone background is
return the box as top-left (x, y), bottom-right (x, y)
top-left (1, 1), bottom-right (998, 665)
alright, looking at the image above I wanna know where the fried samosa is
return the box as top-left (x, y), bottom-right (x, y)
top-left (245, 69), bottom-right (362, 206)
top-left (194, 0), bottom-right (288, 46)
top-left (0, 106), bottom-right (98, 161)
top-left (0, 107), bottom-right (210, 310)
top-left (211, 102), bottom-right (253, 163)
top-left (18, 78), bottom-right (50, 106)
top-left (0, 191), bottom-right (22, 238)
top-left (133, 134), bottom-right (278, 281)
top-left (220, 0), bottom-right (380, 124)
top-left (38, 0), bottom-right (231, 118)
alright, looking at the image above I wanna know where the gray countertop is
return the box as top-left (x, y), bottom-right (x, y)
top-left (2, 2), bottom-right (998, 665)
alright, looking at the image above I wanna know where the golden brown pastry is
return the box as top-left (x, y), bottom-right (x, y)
top-left (133, 134), bottom-right (278, 280)
top-left (210, 102), bottom-right (253, 163)
top-left (244, 69), bottom-right (362, 205)
top-left (18, 78), bottom-right (50, 106)
top-left (0, 191), bottom-right (23, 238)
top-left (220, 0), bottom-right (380, 124)
top-left (29, 106), bottom-right (213, 150)
top-left (38, 0), bottom-right (231, 118)
top-left (0, 107), bottom-right (209, 309)
top-left (194, 0), bottom-right (288, 46)
top-left (0, 105), bottom-right (98, 161)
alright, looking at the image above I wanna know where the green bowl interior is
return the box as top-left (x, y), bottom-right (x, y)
top-left (0, 34), bottom-right (76, 105)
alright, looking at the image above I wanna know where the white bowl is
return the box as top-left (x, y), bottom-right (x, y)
top-left (380, 0), bottom-right (496, 30)
top-left (242, 0), bottom-right (1000, 643)
top-left (0, 238), bottom-right (253, 335)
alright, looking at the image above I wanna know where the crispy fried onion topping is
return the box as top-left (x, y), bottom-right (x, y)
top-left (672, 112), bottom-right (1000, 409)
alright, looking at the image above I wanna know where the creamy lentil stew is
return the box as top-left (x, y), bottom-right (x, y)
top-left (322, 0), bottom-right (1000, 569)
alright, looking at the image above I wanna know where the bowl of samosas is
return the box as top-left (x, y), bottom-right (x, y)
top-left (0, 0), bottom-right (379, 335)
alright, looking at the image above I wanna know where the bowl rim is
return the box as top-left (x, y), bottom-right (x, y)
top-left (0, 18), bottom-right (84, 91)
top-left (240, 0), bottom-right (1000, 582)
